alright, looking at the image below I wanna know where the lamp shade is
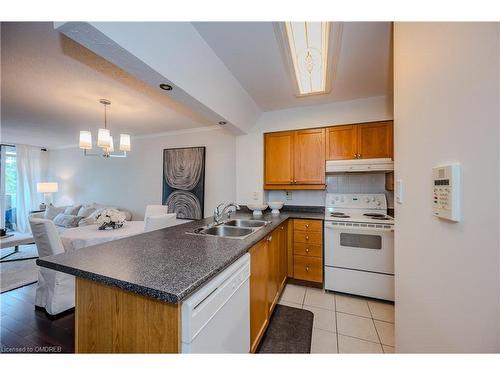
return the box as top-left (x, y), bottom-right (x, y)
top-left (37, 182), bottom-right (58, 193)
top-left (79, 131), bottom-right (92, 149)
top-left (108, 135), bottom-right (114, 153)
top-left (119, 134), bottom-right (131, 152)
top-left (97, 128), bottom-right (111, 148)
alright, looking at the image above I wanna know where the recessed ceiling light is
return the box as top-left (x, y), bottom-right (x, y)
top-left (159, 83), bottom-right (173, 91)
top-left (218, 121), bottom-right (227, 125)
top-left (284, 22), bottom-right (330, 96)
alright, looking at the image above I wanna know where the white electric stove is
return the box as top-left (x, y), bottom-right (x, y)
top-left (324, 193), bottom-right (395, 301)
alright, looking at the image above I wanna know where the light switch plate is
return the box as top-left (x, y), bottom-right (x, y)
top-left (285, 191), bottom-right (293, 200)
top-left (396, 179), bottom-right (403, 204)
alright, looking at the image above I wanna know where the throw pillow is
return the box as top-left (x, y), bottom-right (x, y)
top-left (64, 205), bottom-right (82, 216)
top-left (77, 204), bottom-right (96, 218)
top-left (53, 213), bottom-right (83, 228)
top-left (44, 205), bottom-right (65, 220)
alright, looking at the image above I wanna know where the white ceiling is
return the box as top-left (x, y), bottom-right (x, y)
top-left (1, 22), bottom-right (211, 148)
top-left (1, 22), bottom-right (392, 148)
top-left (193, 22), bottom-right (392, 111)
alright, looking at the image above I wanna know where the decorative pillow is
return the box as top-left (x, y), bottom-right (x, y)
top-left (78, 216), bottom-right (96, 227)
top-left (63, 205), bottom-right (82, 216)
top-left (53, 213), bottom-right (83, 228)
top-left (77, 204), bottom-right (96, 218)
top-left (44, 205), bottom-right (65, 220)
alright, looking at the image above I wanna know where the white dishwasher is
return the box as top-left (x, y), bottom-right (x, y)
top-left (181, 253), bottom-right (250, 353)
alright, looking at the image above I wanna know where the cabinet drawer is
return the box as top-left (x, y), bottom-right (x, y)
top-left (293, 219), bottom-right (322, 232)
top-left (293, 242), bottom-right (322, 258)
top-left (294, 230), bottom-right (322, 245)
top-left (293, 256), bottom-right (323, 283)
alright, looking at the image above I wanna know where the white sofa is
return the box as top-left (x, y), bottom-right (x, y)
top-left (29, 203), bottom-right (133, 233)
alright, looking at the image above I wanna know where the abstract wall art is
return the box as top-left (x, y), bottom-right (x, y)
top-left (162, 146), bottom-right (206, 220)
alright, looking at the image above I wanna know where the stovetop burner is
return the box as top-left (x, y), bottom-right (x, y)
top-left (330, 212), bottom-right (350, 218)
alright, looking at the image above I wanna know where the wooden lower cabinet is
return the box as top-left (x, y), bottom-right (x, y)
top-left (291, 219), bottom-right (324, 283)
top-left (249, 238), bottom-right (269, 353)
top-left (249, 223), bottom-right (288, 353)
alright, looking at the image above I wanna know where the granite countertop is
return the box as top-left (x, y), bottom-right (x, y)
top-left (36, 209), bottom-right (324, 304)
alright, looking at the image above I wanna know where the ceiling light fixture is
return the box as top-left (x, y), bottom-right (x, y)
top-left (218, 121), bottom-right (227, 125)
top-left (79, 99), bottom-right (131, 158)
top-left (283, 22), bottom-right (332, 96)
top-left (159, 83), bottom-right (173, 91)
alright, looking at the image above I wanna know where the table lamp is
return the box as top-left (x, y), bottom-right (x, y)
top-left (37, 182), bottom-right (58, 210)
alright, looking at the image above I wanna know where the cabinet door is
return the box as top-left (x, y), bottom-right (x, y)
top-left (326, 125), bottom-right (358, 160)
top-left (267, 232), bottom-right (279, 314)
top-left (294, 129), bottom-right (325, 184)
top-left (278, 223), bottom-right (288, 292)
top-left (264, 132), bottom-right (294, 185)
top-left (357, 121), bottom-right (393, 159)
top-left (249, 239), bottom-right (269, 352)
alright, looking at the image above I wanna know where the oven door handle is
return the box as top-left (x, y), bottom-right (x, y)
top-left (325, 223), bottom-right (394, 233)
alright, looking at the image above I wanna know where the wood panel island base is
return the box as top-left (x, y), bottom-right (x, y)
top-left (75, 278), bottom-right (181, 353)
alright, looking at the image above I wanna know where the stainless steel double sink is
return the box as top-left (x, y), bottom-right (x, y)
top-left (190, 219), bottom-right (269, 239)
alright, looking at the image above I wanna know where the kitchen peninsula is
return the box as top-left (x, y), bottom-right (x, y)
top-left (36, 209), bottom-right (324, 353)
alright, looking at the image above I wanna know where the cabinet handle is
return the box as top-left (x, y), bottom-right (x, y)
top-left (305, 248), bottom-right (309, 253)
top-left (353, 154), bottom-right (357, 158)
top-left (280, 226), bottom-right (284, 230)
top-left (306, 266), bottom-right (310, 272)
top-left (290, 179), bottom-right (293, 183)
top-left (268, 236), bottom-right (272, 242)
top-left (305, 224), bottom-right (309, 228)
top-left (293, 179), bottom-right (297, 183)
top-left (358, 153), bottom-right (362, 158)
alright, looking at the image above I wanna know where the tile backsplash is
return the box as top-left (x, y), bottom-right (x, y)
top-left (265, 172), bottom-right (394, 208)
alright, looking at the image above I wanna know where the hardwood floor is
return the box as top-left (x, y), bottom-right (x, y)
top-left (0, 283), bottom-right (75, 353)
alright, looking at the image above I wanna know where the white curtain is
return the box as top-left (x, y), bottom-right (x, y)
top-left (16, 144), bottom-right (44, 233)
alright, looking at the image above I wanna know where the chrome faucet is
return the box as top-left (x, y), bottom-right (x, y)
top-left (213, 203), bottom-right (241, 224)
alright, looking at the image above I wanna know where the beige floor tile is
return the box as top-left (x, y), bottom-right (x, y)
top-left (383, 345), bottom-right (395, 353)
top-left (336, 312), bottom-right (379, 342)
top-left (338, 335), bottom-right (383, 353)
top-left (311, 328), bottom-right (338, 353)
top-left (277, 300), bottom-right (302, 309)
top-left (304, 287), bottom-right (335, 310)
top-left (280, 284), bottom-right (306, 304)
top-left (374, 320), bottom-right (395, 346)
top-left (368, 300), bottom-right (395, 323)
top-left (303, 305), bottom-right (336, 332)
top-left (335, 294), bottom-right (371, 318)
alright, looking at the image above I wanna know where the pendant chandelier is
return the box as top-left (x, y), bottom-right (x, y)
top-left (79, 99), bottom-right (131, 158)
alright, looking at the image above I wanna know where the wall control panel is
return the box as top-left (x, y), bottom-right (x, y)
top-left (432, 163), bottom-right (461, 222)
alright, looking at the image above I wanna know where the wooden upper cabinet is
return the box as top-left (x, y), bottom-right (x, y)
top-left (264, 131), bottom-right (294, 185)
top-left (357, 121), bottom-right (393, 159)
top-left (325, 121), bottom-right (394, 161)
top-left (326, 125), bottom-right (358, 160)
top-left (264, 129), bottom-right (325, 189)
top-left (294, 129), bottom-right (325, 184)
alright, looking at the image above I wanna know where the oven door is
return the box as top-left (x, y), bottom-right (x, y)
top-left (324, 221), bottom-right (394, 274)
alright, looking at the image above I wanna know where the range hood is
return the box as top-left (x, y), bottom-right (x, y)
top-left (326, 158), bottom-right (394, 173)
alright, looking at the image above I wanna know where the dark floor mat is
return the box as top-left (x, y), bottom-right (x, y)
top-left (256, 304), bottom-right (314, 353)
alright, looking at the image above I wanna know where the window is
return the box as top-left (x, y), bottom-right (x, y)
top-left (1, 145), bottom-right (17, 231)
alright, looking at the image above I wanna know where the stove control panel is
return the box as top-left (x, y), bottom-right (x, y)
top-left (432, 163), bottom-right (461, 222)
top-left (325, 193), bottom-right (387, 210)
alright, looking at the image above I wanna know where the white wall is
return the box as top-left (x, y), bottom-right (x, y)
top-left (48, 127), bottom-right (236, 220)
top-left (236, 95), bottom-right (393, 206)
top-left (394, 23), bottom-right (500, 352)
